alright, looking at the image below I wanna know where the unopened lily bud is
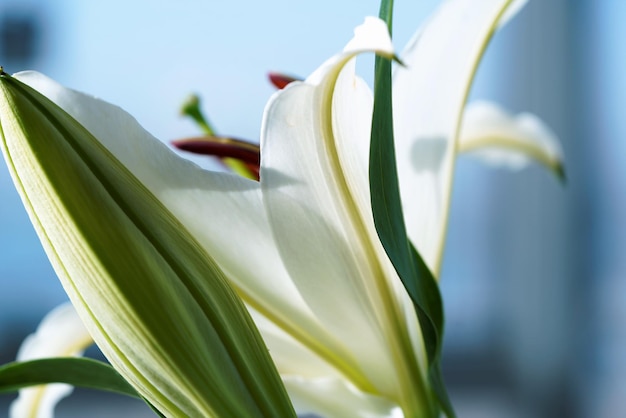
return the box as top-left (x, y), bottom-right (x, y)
top-left (0, 71), bottom-right (295, 418)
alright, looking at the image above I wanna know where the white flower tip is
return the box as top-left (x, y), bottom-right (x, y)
top-left (10, 303), bottom-right (92, 418)
top-left (460, 101), bottom-right (565, 180)
top-left (516, 112), bottom-right (562, 155)
top-left (304, 17), bottom-right (395, 86)
top-left (344, 16), bottom-right (395, 59)
top-left (17, 302), bottom-right (91, 361)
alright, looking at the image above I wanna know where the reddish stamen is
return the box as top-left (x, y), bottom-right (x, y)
top-left (268, 72), bottom-right (302, 89)
top-left (172, 136), bottom-right (261, 180)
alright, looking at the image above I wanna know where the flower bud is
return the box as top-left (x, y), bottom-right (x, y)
top-left (0, 70), bottom-right (295, 417)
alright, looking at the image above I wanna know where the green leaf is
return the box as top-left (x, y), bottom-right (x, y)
top-left (0, 358), bottom-right (139, 398)
top-left (369, 0), bottom-right (454, 416)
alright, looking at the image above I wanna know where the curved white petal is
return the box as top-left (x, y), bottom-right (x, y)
top-left (253, 309), bottom-right (405, 418)
top-left (10, 303), bottom-right (93, 418)
top-left (261, 17), bottom-right (429, 415)
top-left (284, 376), bottom-right (402, 418)
top-left (261, 22), bottom-right (393, 392)
top-left (393, 0), bottom-right (524, 277)
top-left (459, 101), bottom-right (565, 178)
top-left (249, 310), bottom-right (341, 379)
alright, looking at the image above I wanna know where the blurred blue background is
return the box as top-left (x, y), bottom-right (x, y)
top-left (0, 0), bottom-right (623, 417)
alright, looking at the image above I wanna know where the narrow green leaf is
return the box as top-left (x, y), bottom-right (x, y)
top-left (410, 244), bottom-right (454, 418)
top-left (0, 358), bottom-right (139, 398)
top-left (369, 1), bottom-right (454, 416)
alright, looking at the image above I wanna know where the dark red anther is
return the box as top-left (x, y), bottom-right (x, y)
top-left (268, 72), bottom-right (302, 90)
top-left (172, 136), bottom-right (260, 180)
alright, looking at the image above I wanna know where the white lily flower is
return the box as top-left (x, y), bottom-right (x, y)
top-left (0, 0), bottom-right (563, 416)
top-left (10, 303), bottom-right (92, 418)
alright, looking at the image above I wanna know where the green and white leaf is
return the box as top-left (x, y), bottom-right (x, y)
top-left (0, 358), bottom-right (139, 399)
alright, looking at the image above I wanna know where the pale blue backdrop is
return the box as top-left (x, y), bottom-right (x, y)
top-left (0, 1), bottom-right (624, 417)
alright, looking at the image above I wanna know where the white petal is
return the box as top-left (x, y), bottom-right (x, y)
top-left (10, 303), bottom-right (92, 418)
top-left (393, 0), bottom-right (525, 277)
top-left (261, 17), bottom-right (429, 414)
top-left (459, 101), bottom-right (564, 178)
top-left (284, 376), bottom-right (402, 418)
top-left (252, 309), bottom-right (406, 418)
top-left (261, 54), bottom-right (394, 400)
top-left (307, 16), bottom-right (394, 85)
top-left (249, 310), bottom-right (341, 379)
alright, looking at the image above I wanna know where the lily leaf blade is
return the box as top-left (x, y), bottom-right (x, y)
top-left (0, 358), bottom-right (139, 398)
top-left (369, 0), bottom-right (453, 416)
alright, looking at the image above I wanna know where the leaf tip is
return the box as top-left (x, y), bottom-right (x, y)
top-left (392, 55), bottom-right (406, 67)
top-left (555, 161), bottom-right (567, 185)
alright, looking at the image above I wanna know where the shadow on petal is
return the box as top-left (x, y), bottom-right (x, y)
top-left (409, 136), bottom-right (448, 174)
